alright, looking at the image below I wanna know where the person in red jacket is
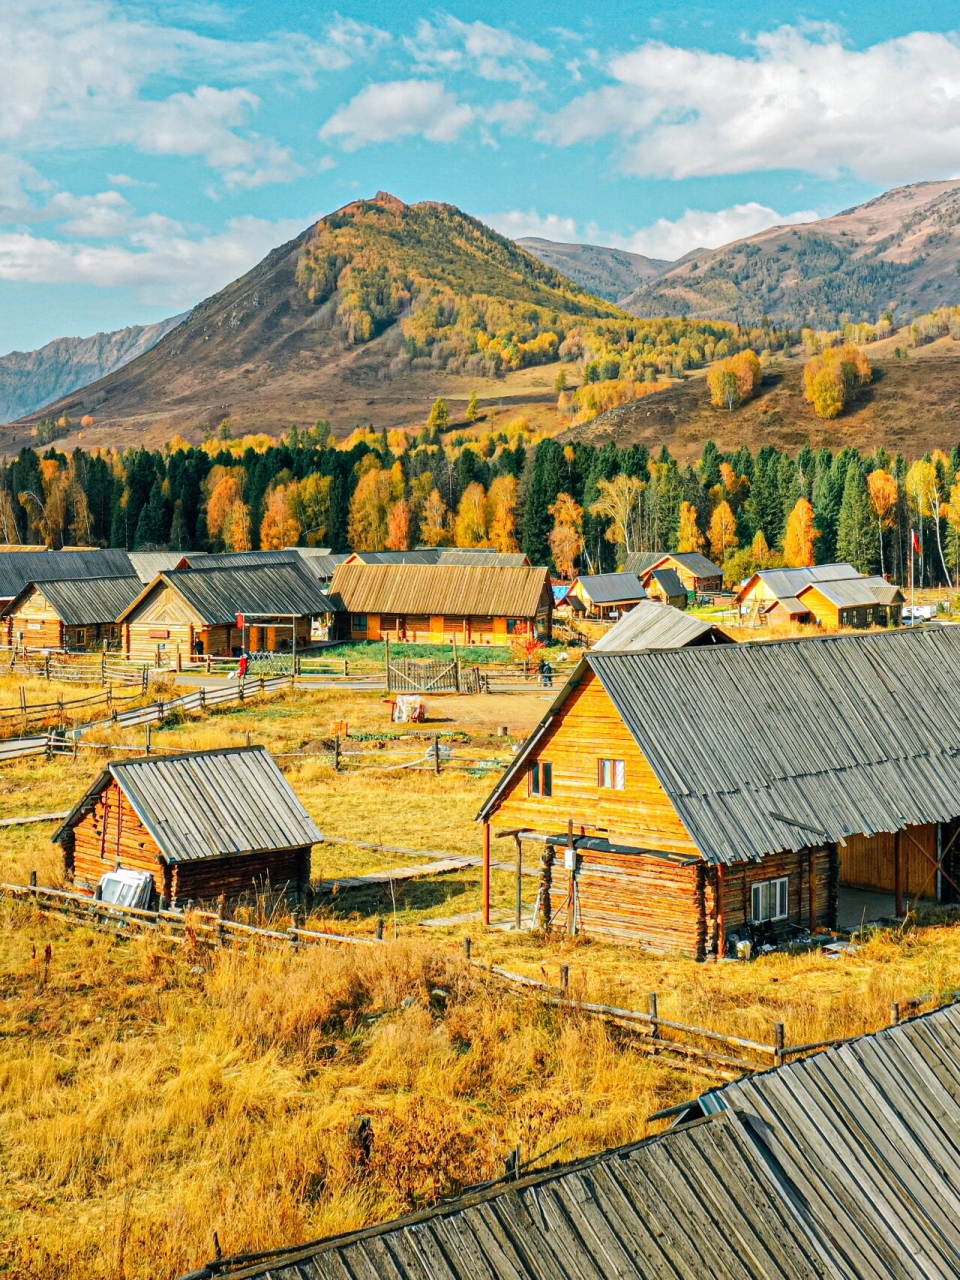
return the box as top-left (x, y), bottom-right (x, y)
top-left (237, 651), bottom-right (249, 680)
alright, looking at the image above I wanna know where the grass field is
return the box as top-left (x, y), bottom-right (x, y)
top-left (4, 680), bottom-right (960, 1277)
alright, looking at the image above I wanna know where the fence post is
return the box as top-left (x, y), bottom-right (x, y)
top-left (384, 635), bottom-right (391, 693)
top-left (101, 652), bottom-right (106, 685)
top-left (649, 992), bottom-right (659, 1041)
top-left (463, 936), bottom-right (472, 959)
top-left (29, 869), bottom-right (37, 889)
top-left (44, 653), bottom-right (50, 680)
top-left (145, 724), bottom-right (152, 755)
top-left (560, 964), bottom-right (569, 996)
top-left (344, 657), bottom-right (349, 677)
top-left (773, 1021), bottom-right (785, 1067)
top-left (890, 1002), bottom-right (901, 1026)
top-left (434, 734), bottom-right (441, 775)
top-left (334, 734), bottom-right (341, 771)
top-left (199, 687), bottom-right (206, 711)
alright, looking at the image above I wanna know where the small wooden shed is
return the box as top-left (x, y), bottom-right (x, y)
top-left (624, 551), bottom-right (723, 594)
top-left (2, 576), bottom-right (142, 650)
top-left (567, 572), bottom-right (647, 619)
top-left (54, 745), bottom-right (323, 906)
top-left (640, 567), bottom-right (687, 609)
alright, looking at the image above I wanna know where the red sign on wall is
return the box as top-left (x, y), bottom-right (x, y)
top-left (236, 613), bottom-right (245, 630)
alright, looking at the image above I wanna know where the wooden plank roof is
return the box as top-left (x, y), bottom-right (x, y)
top-left (798, 576), bottom-right (905, 609)
top-left (734, 563), bottom-right (861, 605)
top-left (623, 550), bottom-right (723, 579)
top-left (177, 1004), bottom-right (960, 1280)
top-left (648, 567), bottom-right (685, 597)
top-left (480, 627), bottom-right (960, 864)
top-left (54, 746), bottom-right (323, 863)
top-left (348, 549), bottom-right (531, 567)
top-left (1, 575), bottom-right (143, 625)
top-left (329, 563), bottom-right (552, 619)
top-left (591, 601), bottom-right (733, 652)
top-left (570, 572), bottom-right (647, 605)
top-left (118, 563), bottom-right (334, 625)
top-left (0, 548), bottom-right (134, 599)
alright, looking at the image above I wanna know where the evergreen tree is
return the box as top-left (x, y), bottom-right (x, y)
top-left (836, 461), bottom-right (879, 573)
top-left (697, 440), bottom-right (723, 489)
top-left (169, 501), bottom-right (189, 551)
top-left (521, 440), bottom-right (565, 566)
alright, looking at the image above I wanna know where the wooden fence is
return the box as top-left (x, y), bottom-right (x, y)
top-left (0, 675), bottom-right (294, 763)
top-left (2, 879), bottom-right (942, 1082)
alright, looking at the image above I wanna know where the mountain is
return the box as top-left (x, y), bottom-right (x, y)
top-left (9, 193), bottom-right (624, 449)
top-left (517, 237), bottom-right (672, 303)
top-left (0, 316), bottom-right (184, 422)
top-left (624, 180), bottom-right (960, 329)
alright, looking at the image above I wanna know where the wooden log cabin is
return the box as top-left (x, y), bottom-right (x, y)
top-left (0, 547), bottom-right (135, 610)
top-left (624, 551), bottom-right (723, 595)
top-left (567, 572), bottom-right (647, 619)
top-left (2, 576), bottom-right (142, 650)
top-left (796, 576), bottom-right (904, 629)
top-left (117, 563), bottom-right (335, 661)
top-left (638, 566), bottom-right (687, 609)
top-left (328, 562), bottom-right (553, 644)
top-left (733, 563), bottom-right (861, 620)
top-left (54, 746), bottom-right (323, 906)
top-left (478, 628), bottom-right (960, 957)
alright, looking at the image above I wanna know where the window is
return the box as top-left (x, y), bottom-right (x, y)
top-left (506, 618), bottom-right (518, 634)
top-left (353, 614), bottom-right (368, 632)
top-left (598, 758), bottom-right (625, 790)
top-left (529, 761), bottom-right (553, 797)
top-left (75, 629), bottom-right (85, 645)
top-left (751, 877), bottom-right (789, 923)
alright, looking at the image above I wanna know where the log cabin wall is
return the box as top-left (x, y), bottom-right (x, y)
top-left (172, 845), bottom-right (310, 905)
top-left (65, 781), bottom-right (170, 898)
top-left (5, 586), bottom-right (64, 647)
top-left (348, 613), bottom-right (533, 644)
top-left (841, 825), bottom-right (938, 899)
top-left (542, 847), bottom-right (705, 956)
top-left (491, 670), bottom-right (701, 859)
top-left (719, 848), bottom-right (834, 938)
top-left (124, 582), bottom-right (199, 660)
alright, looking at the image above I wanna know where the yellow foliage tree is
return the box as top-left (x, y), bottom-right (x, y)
top-left (707, 350), bottom-right (762, 409)
top-left (419, 488), bottom-right (453, 547)
top-left (676, 501), bottom-right (705, 554)
top-left (260, 486), bottom-right (301, 550)
top-left (486, 475), bottom-right (519, 552)
top-left (548, 492), bottom-right (585, 579)
top-left (866, 469), bottom-right (898, 576)
top-left (707, 500), bottom-right (738, 563)
top-left (455, 482), bottom-right (489, 547)
top-left (348, 467), bottom-right (393, 550)
top-left (782, 497), bottom-right (819, 567)
top-left (207, 472), bottom-right (244, 543)
top-left (589, 473), bottom-right (645, 558)
top-left (225, 501), bottom-right (252, 552)
top-left (385, 499), bottom-right (412, 550)
top-left (803, 344), bottom-right (871, 419)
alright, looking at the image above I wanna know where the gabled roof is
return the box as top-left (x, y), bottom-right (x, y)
top-left (763, 595), bottom-right (811, 617)
top-left (176, 1001), bottom-right (960, 1280)
top-left (799, 576), bottom-right (904, 609)
top-left (127, 552), bottom-right (193, 582)
top-left (735, 562), bottom-right (861, 604)
top-left (660, 551), bottom-right (724, 578)
top-left (0, 548), bottom-right (134, 600)
top-left (480, 627), bottom-right (960, 864)
top-left (649, 567), bottom-right (685, 598)
top-left (347, 549), bottom-right (531, 567)
top-left (592, 601), bottom-right (733, 652)
top-left (329, 563), bottom-right (551, 618)
top-left (285, 549), bottom-right (350, 582)
top-left (118, 563), bottom-right (334, 625)
top-left (54, 746), bottom-right (323, 863)
top-left (621, 551), bottom-right (664, 576)
top-left (571, 572), bottom-right (647, 604)
top-left (2, 575), bottom-right (143, 625)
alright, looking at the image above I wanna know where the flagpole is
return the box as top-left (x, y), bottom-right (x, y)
top-left (911, 529), bottom-right (915, 616)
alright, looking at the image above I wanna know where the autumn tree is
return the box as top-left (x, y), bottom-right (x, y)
top-left (676, 500), bottom-right (705, 554)
top-left (295, 473), bottom-right (332, 545)
top-left (707, 350), bottom-right (762, 409)
top-left (548, 492), bottom-right (585, 579)
top-left (905, 457), bottom-right (950, 584)
top-left (455, 482), bottom-right (489, 547)
top-left (782, 497), bottom-right (819, 567)
top-left (427, 398), bottom-right (449, 432)
top-left (866, 469), bottom-right (898, 577)
top-left (589, 473), bottom-right (645, 559)
top-left (207, 472), bottom-right (244, 545)
top-left (486, 474), bottom-right (519, 552)
top-left (260, 485), bottom-right (301, 549)
top-left (348, 467), bottom-right (393, 550)
top-left (419, 488), bottom-right (453, 547)
top-left (465, 390), bottom-right (480, 423)
top-left (385, 498), bottom-right (412, 550)
top-left (803, 344), bottom-right (871, 419)
top-left (708, 499), bottom-right (738, 564)
top-left (225, 500), bottom-right (252, 552)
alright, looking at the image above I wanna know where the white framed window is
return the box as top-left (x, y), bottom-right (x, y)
top-left (751, 877), bottom-right (789, 923)
top-left (598, 758), bottom-right (625, 790)
top-left (529, 761), bottom-right (552, 797)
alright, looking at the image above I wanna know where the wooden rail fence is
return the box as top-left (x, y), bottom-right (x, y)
top-left (1, 879), bottom-right (941, 1081)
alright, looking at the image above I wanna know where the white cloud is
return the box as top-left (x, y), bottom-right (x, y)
top-left (320, 80), bottom-right (474, 150)
top-left (613, 202), bottom-right (819, 259)
top-left (541, 26), bottom-right (960, 184)
top-left (485, 209), bottom-right (579, 241)
top-left (0, 214), bottom-right (309, 307)
top-left (406, 17), bottom-right (550, 88)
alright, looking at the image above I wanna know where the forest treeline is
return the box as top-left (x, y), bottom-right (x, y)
top-left (3, 417), bottom-right (960, 589)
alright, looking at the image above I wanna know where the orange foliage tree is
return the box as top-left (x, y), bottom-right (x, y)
top-left (207, 472), bottom-right (244, 544)
top-left (707, 350), bottom-right (762, 409)
top-left (803, 344), bottom-right (871, 419)
top-left (486, 475), bottom-right (519, 552)
top-left (707, 500), bottom-right (738, 563)
top-left (385, 499), bottom-right (412, 550)
top-left (548, 492), bottom-right (585, 579)
top-left (260, 486), bottom-right (301, 550)
top-left (676, 501), bottom-right (705, 554)
top-left (782, 497), bottom-right (819, 567)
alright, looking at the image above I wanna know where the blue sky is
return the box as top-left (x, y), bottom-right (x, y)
top-left (2, 0), bottom-right (959, 352)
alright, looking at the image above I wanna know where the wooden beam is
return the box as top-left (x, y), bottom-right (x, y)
top-left (514, 834), bottom-right (522, 931)
top-left (808, 849), bottom-right (816, 929)
top-left (894, 829), bottom-right (903, 917)
top-left (716, 866), bottom-right (725, 958)
top-left (482, 821), bottom-right (491, 927)
top-left (565, 817), bottom-right (576, 937)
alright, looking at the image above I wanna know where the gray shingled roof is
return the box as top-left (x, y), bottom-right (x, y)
top-left (54, 746), bottom-right (322, 863)
top-left (127, 552), bottom-right (193, 582)
top-left (481, 627), bottom-right (960, 864)
top-left (592, 601), bottom-right (733, 652)
top-left (119, 563), bottom-right (334, 625)
top-left (621, 551), bottom-right (663, 576)
top-left (799, 576), bottom-right (904, 610)
top-left (736, 563), bottom-right (861, 602)
top-left (572, 572), bottom-right (647, 605)
top-left (177, 1001), bottom-right (960, 1280)
top-left (0, 548), bottom-right (133, 599)
top-left (3, 575), bottom-right (142, 625)
top-left (351, 549), bottom-right (531, 567)
top-left (649, 567), bottom-right (685, 598)
top-left (664, 551), bottom-right (724, 578)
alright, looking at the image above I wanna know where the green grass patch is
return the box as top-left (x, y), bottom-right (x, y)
top-left (315, 641), bottom-right (515, 665)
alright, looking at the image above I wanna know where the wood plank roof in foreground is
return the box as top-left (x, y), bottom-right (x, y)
top-left (480, 626), bottom-right (960, 865)
top-left (176, 1001), bottom-right (960, 1280)
top-left (54, 746), bottom-right (323, 863)
top-left (329, 562), bottom-right (552, 619)
top-left (591, 600), bottom-right (733, 652)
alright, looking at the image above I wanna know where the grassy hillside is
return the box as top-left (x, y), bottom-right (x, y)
top-left (517, 237), bottom-right (671, 303)
top-left (562, 340), bottom-right (960, 459)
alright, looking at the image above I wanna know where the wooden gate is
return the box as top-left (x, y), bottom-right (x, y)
top-left (387, 658), bottom-right (460, 692)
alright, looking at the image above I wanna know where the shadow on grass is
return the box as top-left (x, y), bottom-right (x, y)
top-left (314, 876), bottom-right (473, 919)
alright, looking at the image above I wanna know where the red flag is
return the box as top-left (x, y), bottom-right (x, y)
top-left (236, 612), bottom-right (245, 629)
top-left (911, 530), bottom-right (921, 555)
